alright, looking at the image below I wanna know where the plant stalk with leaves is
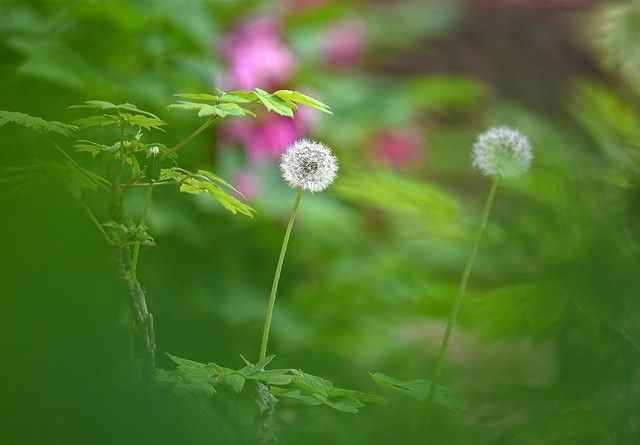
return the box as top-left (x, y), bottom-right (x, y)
top-left (0, 88), bottom-right (332, 384)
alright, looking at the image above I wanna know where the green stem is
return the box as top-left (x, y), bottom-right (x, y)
top-left (81, 201), bottom-right (111, 244)
top-left (162, 117), bottom-right (216, 159)
top-left (427, 176), bottom-right (500, 402)
top-left (259, 189), bottom-right (304, 362)
top-left (131, 184), bottom-right (153, 278)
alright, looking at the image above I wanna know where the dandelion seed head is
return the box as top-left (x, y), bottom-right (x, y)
top-left (472, 127), bottom-right (533, 178)
top-left (280, 139), bottom-right (338, 192)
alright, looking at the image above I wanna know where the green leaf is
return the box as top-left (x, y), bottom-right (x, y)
top-left (74, 139), bottom-right (116, 157)
top-left (73, 114), bottom-right (120, 128)
top-left (120, 113), bottom-right (166, 131)
top-left (254, 88), bottom-right (294, 117)
top-left (270, 387), bottom-right (323, 406)
top-left (370, 372), bottom-right (465, 412)
top-left (216, 369), bottom-right (246, 394)
top-left (169, 101), bottom-right (254, 119)
top-left (160, 167), bottom-right (255, 217)
top-left (0, 110), bottom-right (77, 137)
top-left (247, 370), bottom-right (294, 386)
top-left (69, 100), bottom-right (118, 110)
top-left (218, 90), bottom-right (257, 103)
top-left (273, 90), bottom-right (332, 114)
top-left (290, 370), bottom-right (333, 398)
top-left (174, 93), bottom-right (219, 101)
top-left (70, 100), bottom-right (160, 119)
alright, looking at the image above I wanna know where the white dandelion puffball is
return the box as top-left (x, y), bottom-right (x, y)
top-left (280, 139), bottom-right (338, 192)
top-left (472, 127), bottom-right (533, 178)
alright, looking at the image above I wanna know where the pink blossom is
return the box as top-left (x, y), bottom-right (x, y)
top-left (370, 128), bottom-right (424, 170)
top-left (233, 170), bottom-right (260, 201)
top-left (222, 107), bottom-right (319, 164)
top-left (322, 20), bottom-right (367, 68)
top-left (221, 17), bottom-right (296, 89)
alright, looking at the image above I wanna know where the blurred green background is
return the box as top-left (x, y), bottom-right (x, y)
top-left (2, 0), bottom-right (640, 444)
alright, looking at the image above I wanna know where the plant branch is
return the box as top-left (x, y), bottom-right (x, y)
top-left (161, 117), bottom-right (216, 159)
top-left (81, 201), bottom-right (111, 244)
top-left (131, 184), bottom-right (153, 277)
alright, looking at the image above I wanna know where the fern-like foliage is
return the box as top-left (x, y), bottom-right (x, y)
top-left (169, 88), bottom-right (332, 119)
top-left (69, 100), bottom-right (166, 131)
top-left (0, 110), bottom-right (77, 137)
top-left (161, 167), bottom-right (255, 217)
top-left (158, 354), bottom-right (384, 414)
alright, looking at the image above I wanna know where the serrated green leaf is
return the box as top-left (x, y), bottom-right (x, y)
top-left (217, 370), bottom-right (245, 394)
top-left (247, 370), bottom-right (294, 386)
top-left (291, 370), bottom-right (333, 398)
top-left (270, 387), bottom-right (323, 406)
top-left (69, 100), bottom-right (118, 110)
top-left (324, 398), bottom-right (364, 414)
top-left (217, 102), bottom-right (256, 118)
top-left (160, 167), bottom-right (255, 217)
top-left (70, 100), bottom-right (160, 119)
top-left (254, 88), bottom-right (294, 117)
top-left (73, 114), bottom-right (120, 128)
top-left (0, 110), bottom-right (77, 137)
top-left (273, 90), bottom-right (332, 114)
top-left (218, 90), bottom-right (256, 103)
top-left (74, 139), bottom-right (116, 157)
top-left (120, 113), bottom-right (166, 131)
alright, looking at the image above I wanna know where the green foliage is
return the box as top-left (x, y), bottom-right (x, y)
top-left (169, 88), bottom-right (332, 120)
top-left (334, 170), bottom-right (462, 237)
top-left (598, 1), bottom-right (640, 91)
top-left (571, 81), bottom-right (640, 165)
top-left (0, 110), bottom-right (77, 137)
top-left (102, 221), bottom-right (155, 248)
top-left (370, 372), bottom-right (465, 412)
top-left (160, 167), bottom-right (256, 217)
top-left (404, 75), bottom-right (487, 113)
top-left (160, 353), bottom-right (383, 414)
top-left (70, 100), bottom-right (166, 131)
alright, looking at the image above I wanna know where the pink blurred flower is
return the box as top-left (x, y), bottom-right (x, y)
top-left (233, 170), bottom-right (260, 201)
top-left (322, 20), bottom-right (367, 68)
top-left (221, 17), bottom-right (296, 89)
top-left (370, 128), bottom-right (424, 170)
top-left (222, 106), bottom-right (319, 164)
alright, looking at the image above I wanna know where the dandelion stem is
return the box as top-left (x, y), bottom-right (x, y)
top-left (427, 176), bottom-right (500, 402)
top-left (162, 117), bottom-right (216, 159)
top-left (131, 184), bottom-right (153, 278)
top-left (259, 189), bottom-right (304, 362)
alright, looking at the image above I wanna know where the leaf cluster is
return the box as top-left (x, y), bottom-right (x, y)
top-left (159, 354), bottom-right (383, 414)
top-left (0, 110), bottom-right (77, 137)
top-left (70, 100), bottom-right (167, 131)
top-left (160, 167), bottom-right (255, 217)
top-left (169, 88), bottom-right (332, 119)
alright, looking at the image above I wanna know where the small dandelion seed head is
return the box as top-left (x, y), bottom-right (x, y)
top-left (280, 139), bottom-right (338, 192)
top-left (472, 127), bottom-right (533, 178)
